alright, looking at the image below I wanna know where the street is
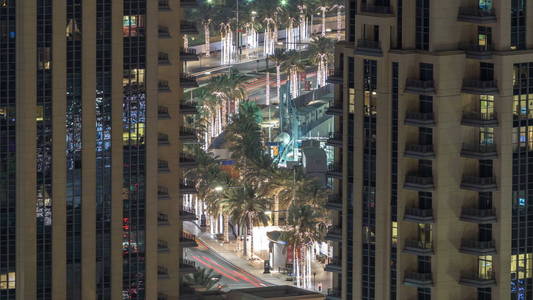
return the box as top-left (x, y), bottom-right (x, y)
top-left (183, 221), bottom-right (272, 291)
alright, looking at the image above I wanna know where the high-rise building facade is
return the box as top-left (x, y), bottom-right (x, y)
top-left (0, 0), bottom-right (199, 299)
top-left (327, 1), bottom-right (533, 299)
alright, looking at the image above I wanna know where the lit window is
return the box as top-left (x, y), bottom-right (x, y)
top-left (66, 19), bottom-right (81, 40)
top-left (0, 272), bottom-right (15, 290)
top-left (511, 253), bottom-right (532, 279)
top-left (348, 88), bottom-right (355, 113)
top-left (36, 105), bottom-right (43, 121)
top-left (391, 222), bottom-right (398, 246)
top-left (38, 47), bottom-right (51, 70)
top-left (123, 15), bottom-right (145, 37)
top-left (479, 255), bottom-right (493, 279)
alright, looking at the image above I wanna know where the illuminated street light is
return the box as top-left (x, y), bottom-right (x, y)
top-left (214, 186), bottom-right (223, 192)
top-left (280, 0), bottom-right (287, 6)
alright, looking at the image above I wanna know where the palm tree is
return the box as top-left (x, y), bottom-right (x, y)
top-left (208, 69), bottom-right (247, 131)
top-left (281, 204), bottom-right (327, 288)
top-left (285, 50), bottom-right (305, 98)
top-left (309, 36), bottom-right (335, 87)
top-left (220, 184), bottom-right (270, 259)
top-left (269, 48), bottom-right (288, 104)
top-left (182, 268), bottom-right (223, 291)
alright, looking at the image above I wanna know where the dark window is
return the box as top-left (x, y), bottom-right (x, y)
top-left (511, 0), bottom-right (526, 50)
top-left (420, 63), bottom-right (433, 81)
top-left (419, 96), bottom-right (433, 113)
top-left (396, 0), bottom-right (402, 49)
top-left (415, 0), bottom-right (429, 50)
top-left (480, 63), bottom-right (494, 81)
top-left (390, 62), bottom-right (399, 300)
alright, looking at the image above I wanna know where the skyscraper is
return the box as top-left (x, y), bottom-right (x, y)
top-left (327, 1), bottom-right (533, 299)
top-left (0, 0), bottom-right (198, 299)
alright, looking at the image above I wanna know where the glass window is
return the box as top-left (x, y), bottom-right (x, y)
top-left (479, 255), bottom-right (493, 279)
top-left (418, 223), bottom-right (432, 247)
top-left (123, 15), bottom-right (145, 37)
top-left (391, 222), bottom-right (398, 246)
top-left (349, 88), bottom-right (355, 113)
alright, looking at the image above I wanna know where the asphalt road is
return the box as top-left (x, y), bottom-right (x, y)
top-left (183, 222), bottom-right (271, 291)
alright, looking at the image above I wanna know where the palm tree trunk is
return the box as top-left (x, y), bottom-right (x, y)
top-left (273, 194), bottom-right (279, 226)
top-left (204, 22), bottom-right (210, 56)
top-left (321, 9), bottom-right (326, 36)
top-left (265, 71), bottom-right (270, 105)
top-left (276, 65), bottom-right (281, 103)
top-left (223, 214), bottom-right (229, 243)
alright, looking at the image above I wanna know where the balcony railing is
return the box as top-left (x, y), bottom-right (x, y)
top-left (460, 239), bottom-right (496, 255)
top-left (461, 111), bottom-right (498, 127)
top-left (355, 39), bottom-right (382, 56)
top-left (324, 258), bottom-right (342, 273)
top-left (325, 226), bottom-right (342, 241)
top-left (158, 133), bottom-right (170, 145)
top-left (158, 213), bottom-right (170, 225)
top-left (180, 0), bottom-right (198, 8)
top-left (180, 73), bottom-right (199, 88)
top-left (460, 207), bottom-right (497, 224)
top-left (180, 21), bottom-right (198, 34)
top-left (158, 160), bottom-right (170, 173)
top-left (404, 207), bottom-right (434, 223)
top-left (326, 132), bottom-right (344, 147)
top-left (179, 154), bottom-right (198, 168)
top-left (405, 79), bottom-right (435, 95)
top-left (158, 239), bottom-right (169, 252)
top-left (326, 69), bottom-right (343, 84)
top-left (404, 144), bottom-right (435, 159)
top-left (158, 52), bottom-right (170, 64)
top-left (326, 164), bottom-right (343, 179)
top-left (461, 43), bottom-right (494, 59)
top-left (158, 106), bottom-right (170, 119)
top-left (326, 102), bottom-right (343, 115)
top-left (158, 26), bottom-right (171, 38)
top-left (158, 186), bottom-right (169, 200)
top-left (180, 206), bottom-right (197, 221)
top-left (404, 173), bottom-right (434, 191)
top-left (180, 48), bottom-right (199, 61)
top-left (461, 143), bottom-right (497, 159)
top-left (158, 0), bottom-right (170, 10)
top-left (403, 272), bottom-right (433, 288)
top-left (180, 232), bottom-right (198, 248)
top-left (404, 239), bottom-right (434, 255)
top-left (359, 3), bottom-right (393, 15)
top-left (158, 266), bottom-right (169, 278)
top-left (404, 112), bottom-right (435, 127)
top-left (461, 176), bottom-right (497, 192)
top-left (180, 259), bottom-right (197, 273)
top-left (326, 194), bottom-right (342, 210)
top-left (326, 288), bottom-right (341, 299)
top-left (458, 7), bottom-right (496, 24)
top-left (462, 80), bottom-right (498, 95)
top-left (459, 271), bottom-right (496, 288)
top-left (158, 80), bottom-right (170, 92)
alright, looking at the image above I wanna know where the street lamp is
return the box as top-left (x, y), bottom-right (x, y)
top-left (214, 186), bottom-right (224, 192)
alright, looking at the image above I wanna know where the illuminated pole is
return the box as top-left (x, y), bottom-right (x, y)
top-left (204, 19), bottom-right (211, 56)
top-left (319, 6), bottom-right (328, 36)
top-left (183, 34), bottom-right (189, 49)
top-left (286, 18), bottom-right (295, 50)
top-left (332, 5), bottom-right (344, 40)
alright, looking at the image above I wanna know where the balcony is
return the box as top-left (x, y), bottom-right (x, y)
top-left (404, 112), bottom-right (435, 127)
top-left (180, 0), bottom-right (198, 8)
top-left (158, 80), bottom-right (171, 92)
top-left (460, 208), bottom-right (497, 224)
top-left (158, 52), bottom-right (171, 65)
top-left (461, 80), bottom-right (498, 95)
top-left (179, 154), bottom-right (198, 169)
top-left (459, 272), bottom-right (496, 288)
top-left (179, 127), bottom-right (199, 144)
top-left (180, 207), bottom-right (197, 221)
top-left (180, 232), bottom-right (198, 248)
top-left (158, 240), bottom-right (169, 252)
top-left (180, 21), bottom-right (198, 35)
top-left (403, 239), bottom-right (434, 256)
top-left (403, 207), bottom-right (434, 224)
top-left (159, 0), bottom-right (171, 10)
top-left (326, 164), bottom-right (342, 179)
top-left (326, 289), bottom-right (341, 300)
top-left (403, 272), bottom-right (433, 288)
top-left (326, 132), bottom-right (343, 147)
top-left (404, 144), bottom-right (435, 159)
top-left (461, 112), bottom-right (498, 127)
top-left (326, 69), bottom-right (343, 84)
top-left (325, 226), bottom-right (342, 241)
top-left (460, 239), bottom-right (496, 256)
top-left (404, 173), bottom-right (434, 192)
top-left (158, 26), bottom-right (171, 38)
top-left (180, 48), bottom-right (199, 61)
top-left (158, 106), bottom-right (170, 119)
top-left (326, 194), bottom-right (342, 210)
top-left (158, 186), bottom-right (170, 200)
top-left (460, 143), bottom-right (497, 160)
top-left (404, 79), bottom-right (435, 95)
top-left (180, 259), bottom-right (197, 274)
top-left (359, 4), bottom-right (393, 16)
top-left (354, 39), bottom-right (382, 57)
top-left (158, 160), bottom-right (170, 173)
top-left (326, 102), bottom-right (343, 115)
top-left (158, 213), bottom-right (170, 226)
top-left (158, 266), bottom-right (169, 279)
top-left (457, 7), bottom-right (496, 24)
top-left (461, 176), bottom-right (497, 192)
top-left (461, 43), bottom-right (493, 60)
top-left (158, 133), bottom-right (170, 146)
top-left (180, 182), bottom-right (198, 194)
top-left (180, 74), bottom-right (199, 88)
top-left (180, 102), bottom-right (198, 115)
top-left (324, 258), bottom-right (342, 273)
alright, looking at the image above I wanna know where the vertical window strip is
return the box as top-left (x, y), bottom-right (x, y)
top-left (390, 62), bottom-right (399, 300)
top-left (36, 0), bottom-right (53, 299)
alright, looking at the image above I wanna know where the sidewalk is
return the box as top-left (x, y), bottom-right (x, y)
top-left (184, 221), bottom-right (332, 293)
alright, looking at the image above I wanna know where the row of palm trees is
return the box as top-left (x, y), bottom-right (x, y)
top-left (188, 0), bottom-right (344, 57)
top-left (187, 101), bottom-right (330, 289)
top-left (191, 36), bottom-right (333, 149)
